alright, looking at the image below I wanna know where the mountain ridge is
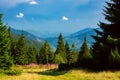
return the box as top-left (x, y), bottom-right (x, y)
top-left (11, 27), bottom-right (100, 50)
top-left (10, 28), bottom-right (43, 49)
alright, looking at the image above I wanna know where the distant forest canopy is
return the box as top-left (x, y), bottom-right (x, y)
top-left (0, 0), bottom-right (120, 71)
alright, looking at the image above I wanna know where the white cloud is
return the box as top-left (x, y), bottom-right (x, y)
top-left (16, 13), bottom-right (24, 18)
top-left (62, 16), bottom-right (69, 21)
top-left (0, 0), bottom-right (38, 8)
top-left (0, 0), bottom-right (29, 7)
top-left (29, 0), bottom-right (38, 5)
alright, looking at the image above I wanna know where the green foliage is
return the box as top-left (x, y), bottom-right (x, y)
top-left (5, 69), bottom-right (23, 75)
top-left (108, 47), bottom-right (120, 69)
top-left (92, 0), bottom-right (120, 70)
top-left (66, 42), bottom-right (78, 65)
top-left (27, 46), bottom-right (37, 64)
top-left (65, 41), bottom-right (70, 64)
top-left (70, 43), bottom-right (78, 64)
top-left (8, 27), bottom-right (12, 56)
top-left (78, 36), bottom-right (92, 68)
top-left (14, 31), bottom-right (28, 65)
top-left (55, 33), bottom-right (67, 64)
top-left (0, 13), bottom-right (13, 70)
top-left (0, 69), bottom-right (4, 74)
top-left (32, 46), bottom-right (38, 63)
top-left (37, 40), bottom-right (53, 64)
top-left (54, 54), bottom-right (65, 64)
top-left (11, 41), bottom-right (17, 63)
top-left (0, 55), bottom-right (13, 70)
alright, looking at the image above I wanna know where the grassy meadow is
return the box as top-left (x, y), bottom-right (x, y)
top-left (0, 65), bottom-right (120, 80)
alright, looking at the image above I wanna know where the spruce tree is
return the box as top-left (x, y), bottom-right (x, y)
top-left (55, 33), bottom-right (67, 64)
top-left (78, 36), bottom-right (92, 68)
top-left (70, 43), bottom-right (78, 64)
top-left (65, 41), bottom-right (70, 64)
top-left (65, 42), bottom-right (78, 65)
top-left (8, 27), bottom-right (12, 56)
top-left (92, 0), bottom-right (120, 69)
top-left (44, 40), bottom-right (53, 64)
top-left (11, 41), bottom-right (17, 64)
top-left (108, 47), bottom-right (120, 69)
top-left (27, 47), bottom-right (37, 64)
top-left (33, 46), bottom-right (39, 63)
top-left (15, 31), bottom-right (28, 65)
top-left (37, 45), bottom-right (45, 64)
top-left (37, 40), bottom-right (53, 64)
top-left (0, 14), bottom-right (13, 70)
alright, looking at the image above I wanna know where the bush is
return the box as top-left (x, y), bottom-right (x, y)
top-left (5, 69), bottom-right (23, 76)
top-left (0, 69), bottom-right (4, 74)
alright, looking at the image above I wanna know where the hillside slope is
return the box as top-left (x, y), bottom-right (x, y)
top-left (11, 28), bottom-right (43, 49)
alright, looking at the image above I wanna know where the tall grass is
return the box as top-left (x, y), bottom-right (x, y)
top-left (0, 68), bottom-right (120, 80)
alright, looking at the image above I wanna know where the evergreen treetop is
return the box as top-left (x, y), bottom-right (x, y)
top-left (0, 13), bottom-right (13, 70)
top-left (55, 33), bottom-right (67, 64)
top-left (15, 30), bottom-right (28, 65)
top-left (92, 0), bottom-right (120, 70)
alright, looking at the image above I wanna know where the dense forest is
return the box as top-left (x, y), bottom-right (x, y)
top-left (0, 0), bottom-right (120, 71)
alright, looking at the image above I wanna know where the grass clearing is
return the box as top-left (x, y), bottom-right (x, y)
top-left (0, 67), bottom-right (120, 80)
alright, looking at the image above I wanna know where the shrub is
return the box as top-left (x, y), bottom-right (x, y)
top-left (5, 69), bottom-right (23, 76)
top-left (0, 69), bottom-right (4, 74)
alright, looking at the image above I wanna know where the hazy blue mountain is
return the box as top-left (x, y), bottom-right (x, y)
top-left (11, 28), bottom-right (43, 49)
top-left (46, 28), bottom-right (101, 50)
top-left (27, 30), bottom-right (70, 38)
top-left (11, 27), bottom-right (101, 50)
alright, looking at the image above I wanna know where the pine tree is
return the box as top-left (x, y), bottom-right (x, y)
top-left (37, 40), bottom-right (53, 64)
top-left (78, 36), bottom-right (92, 68)
top-left (44, 40), bottom-right (53, 64)
top-left (8, 27), bottom-right (18, 64)
top-left (0, 14), bottom-right (13, 70)
top-left (37, 45), bottom-right (45, 64)
top-left (8, 27), bottom-right (12, 56)
top-left (65, 41), bottom-right (70, 64)
top-left (58, 43), bottom-right (78, 70)
top-left (70, 43), bottom-right (78, 64)
top-left (108, 47), bottom-right (120, 69)
top-left (92, 0), bottom-right (120, 69)
top-left (27, 47), bottom-right (37, 64)
top-left (15, 31), bottom-right (28, 65)
top-left (11, 41), bottom-right (17, 64)
top-left (33, 46), bottom-right (39, 64)
top-left (55, 33), bottom-right (67, 64)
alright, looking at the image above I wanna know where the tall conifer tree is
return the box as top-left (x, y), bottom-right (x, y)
top-left (92, 0), bottom-right (120, 69)
top-left (55, 33), bottom-right (67, 64)
top-left (37, 40), bottom-right (53, 64)
top-left (78, 36), bottom-right (92, 67)
top-left (71, 43), bottom-right (78, 64)
top-left (0, 14), bottom-right (13, 70)
top-left (8, 27), bottom-right (12, 56)
top-left (27, 47), bottom-right (37, 64)
top-left (15, 31), bottom-right (28, 65)
top-left (108, 47), bottom-right (120, 69)
top-left (65, 41), bottom-right (70, 64)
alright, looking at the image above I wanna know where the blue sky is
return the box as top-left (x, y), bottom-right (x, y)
top-left (0, 0), bottom-right (107, 34)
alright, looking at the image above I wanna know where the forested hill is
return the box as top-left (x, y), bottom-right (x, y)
top-left (46, 28), bottom-right (101, 50)
top-left (10, 28), bottom-right (43, 49)
top-left (11, 28), bottom-right (100, 50)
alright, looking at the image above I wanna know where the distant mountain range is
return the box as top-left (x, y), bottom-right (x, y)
top-left (27, 30), bottom-right (70, 38)
top-left (11, 27), bottom-right (101, 50)
top-left (46, 28), bottom-right (101, 50)
top-left (11, 28), bottom-right (43, 49)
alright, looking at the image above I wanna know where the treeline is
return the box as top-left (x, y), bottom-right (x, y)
top-left (59, 0), bottom-right (120, 70)
top-left (0, 0), bottom-right (120, 71)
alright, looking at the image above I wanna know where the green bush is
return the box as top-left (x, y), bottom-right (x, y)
top-left (5, 69), bottom-right (23, 76)
top-left (0, 69), bottom-right (4, 74)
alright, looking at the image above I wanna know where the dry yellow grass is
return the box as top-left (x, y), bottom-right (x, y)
top-left (0, 69), bottom-right (120, 80)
